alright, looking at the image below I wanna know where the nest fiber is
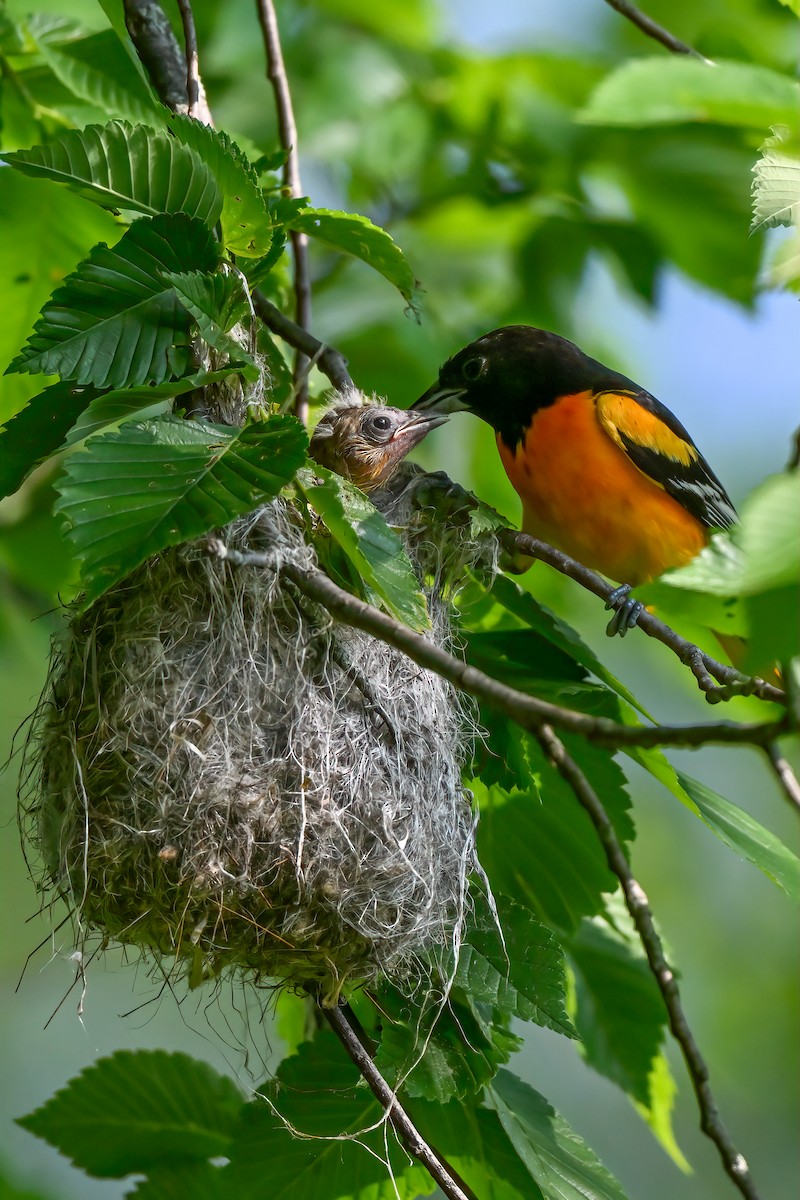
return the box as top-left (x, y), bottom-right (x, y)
top-left (25, 501), bottom-right (476, 1004)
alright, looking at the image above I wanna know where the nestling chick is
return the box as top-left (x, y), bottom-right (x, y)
top-left (310, 399), bottom-right (447, 493)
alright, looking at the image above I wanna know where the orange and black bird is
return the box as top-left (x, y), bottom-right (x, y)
top-left (413, 326), bottom-right (737, 634)
top-left (310, 399), bottom-right (447, 493)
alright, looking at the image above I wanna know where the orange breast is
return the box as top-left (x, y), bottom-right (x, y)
top-left (497, 391), bottom-right (707, 585)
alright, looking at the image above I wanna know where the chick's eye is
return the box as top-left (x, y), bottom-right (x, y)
top-left (369, 414), bottom-right (392, 431)
top-left (461, 357), bottom-right (485, 382)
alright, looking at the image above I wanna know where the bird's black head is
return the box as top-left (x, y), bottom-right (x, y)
top-left (413, 325), bottom-right (633, 448)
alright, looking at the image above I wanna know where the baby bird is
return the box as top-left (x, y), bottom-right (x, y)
top-left (309, 399), bottom-right (447, 493)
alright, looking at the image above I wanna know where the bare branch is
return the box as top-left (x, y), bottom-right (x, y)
top-left (601, 0), bottom-right (708, 59)
top-left (255, 0), bottom-right (312, 424)
top-left (210, 543), bottom-right (790, 751)
top-left (251, 290), bottom-right (353, 391)
top-left (501, 529), bottom-right (785, 706)
top-left (764, 742), bottom-right (800, 814)
top-left (175, 0), bottom-right (211, 124)
top-left (537, 725), bottom-right (762, 1200)
top-left (323, 1005), bottom-right (478, 1200)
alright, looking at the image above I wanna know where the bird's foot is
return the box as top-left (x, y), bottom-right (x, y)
top-left (605, 584), bottom-right (644, 638)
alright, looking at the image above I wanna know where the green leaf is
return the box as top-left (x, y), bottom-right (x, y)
top-left (457, 894), bottom-right (577, 1038)
top-left (296, 465), bottom-right (430, 631)
top-left (473, 745), bottom-right (633, 935)
top-left (0, 380), bottom-right (99, 498)
top-left (676, 771), bottom-right (800, 902)
top-left (32, 28), bottom-right (163, 125)
top-left (752, 128), bottom-right (800, 231)
top-left (489, 1070), bottom-right (630, 1200)
top-left (1, 120), bottom-right (222, 225)
top-left (166, 115), bottom-right (274, 257)
top-left (580, 58), bottom-right (800, 130)
top-left (288, 208), bottom-right (418, 305)
top-left (16, 1050), bottom-right (244, 1177)
top-left (6, 214), bottom-right (219, 388)
top-left (375, 990), bottom-right (503, 1102)
top-left (55, 412), bottom-right (308, 603)
top-left (634, 1052), bottom-right (690, 1173)
top-left (129, 1165), bottom-right (229, 1199)
top-left (738, 472), bottom-right (800, 595)
top-left (164, 270), bottom-right (258, 378)
top-left (224, 1033), bottom-right (431, 1199)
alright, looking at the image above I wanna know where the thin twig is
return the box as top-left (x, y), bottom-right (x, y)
top-left (502, 530), bottom-right (785, 706)
top-left (251, 290), bottom-right (353, 391)
top-left (209, 543), bottom-right (791, 751)
top-left (175, 0), bottom-right (199, 118)
top-left (601, 0), bottom-right (708, 59)
top-left (764, 742), bottom-right (800, 814)
top-left (537, 725), bottom-right (761, 1200)
top-left (323, 1005), bottom-right (478, 1200)
top-left (255, 0), bottom-right (312, 425)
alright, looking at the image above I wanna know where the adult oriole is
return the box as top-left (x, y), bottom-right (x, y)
top-left (413, 325), bottom-right (737, 634)
top-left (310, 400), bottom-right (447, 492)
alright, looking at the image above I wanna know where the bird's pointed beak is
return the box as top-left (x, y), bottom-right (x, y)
top-left (411, 383), bottom-right (469, 413)
top-left (389, 410), bottom-right (449, 452)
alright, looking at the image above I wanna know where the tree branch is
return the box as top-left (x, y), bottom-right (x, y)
top-left (209, 542), bottom-right (790, 751)
top-left (175, 0), bottom-right (211, 124)
top-left (536, 725), bottom-right (762, 1200)
top-left (251, 290), bottom-right (353, 391)
top-left (323, 1005), bottom-right (478, 1200)
top-left (501, 530), bottom-right (785, 706)
top-left (764, 742), bottom-right (800, 815)
top-left (601, 0), bottom-right (708, 59)
top-left (255, 0), bottom-right (312, 425)
top-left (123, 0), bottom-right (189, 112)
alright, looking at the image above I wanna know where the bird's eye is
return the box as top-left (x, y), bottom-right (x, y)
top-left (369, 414), bottom-right (392, 432)
top-left (461, 357), bottom-right (485, 382)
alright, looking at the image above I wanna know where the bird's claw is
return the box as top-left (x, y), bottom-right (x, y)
top-left (605, 584), bottom-right (643, 638)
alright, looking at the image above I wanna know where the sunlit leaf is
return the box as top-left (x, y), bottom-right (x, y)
top-left (55, 413), bottom-right (307, 603)
top-left (288, 207), bottom-right (418, 306)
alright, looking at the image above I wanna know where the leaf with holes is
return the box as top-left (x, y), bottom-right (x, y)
top-left (6, 214), bottom-right (218, 388)
top-left (55, 412), bottom-right (307, 604)
top-left (1, 120), bottom-right (222, 225)
top-left (297, 465), bottom-right (430, 631)
top-left (288, 207), bottom-right (418, 306)
top-left (166, 115), bottom-right (273, 256)
top-left (16, 1050), bottom-right (244, 1177)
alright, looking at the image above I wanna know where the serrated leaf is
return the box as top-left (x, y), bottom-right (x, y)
top-left (288, 207), bottom-right (418, 305)
top-left (129, 1165), bottom-right (229, 1199)
top-left (489, 1070), bottom-right (630, 1200)
top-left (55, 412), bottom-right (307, 603)
top-left (752, 145), bottom-right (800, 231)
top-left (676, 771), bottom-right (800, 902)
top-left (166, 115), bottom-right (273, 257)
top-left (6, 214), bottom-right (218, 388)
top-left (16, 1050), bottom-right (244, 1177)
top-left (458, 894), bottom-right (577, 1038)
top-left (164, 270), bottom-right (257, 378)
top-left (1, 120), bottom-right (222, 225)
top-left (32, 29), bottom-right (163, 125)
top-left (0, 380), bottom-right (100, 498)
top-left (580, 58), bottom-right (800, 130)
top-left (375, 990), bottom-right (502, 1103)
top-left (224, 1033), bottom-right (431, 1199)
top-left (472, 738), bottom-right (633, 935)
top-left (297, 464), bottom-right (430, 631)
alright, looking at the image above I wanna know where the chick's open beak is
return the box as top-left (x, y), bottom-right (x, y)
top-left (389, 410), bottom-right (449, 451)
top-left (411, 383), bottom-right (468, 413)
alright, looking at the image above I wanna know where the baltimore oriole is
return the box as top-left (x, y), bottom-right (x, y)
top-left (310, 400), bottom-right (447, 492)
top-left (413, 325), bottom-right (737, 634)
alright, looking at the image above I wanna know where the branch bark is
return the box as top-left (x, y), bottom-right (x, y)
top-left (323, 1005), bottom-right (478, 1200)
top-left (255, 0), bottom-right (312, 424)
top-left (123, 0), bottom-right (189, 112)
top-left (252, 290), bottom-right (353, 391)
top-left (175, 0), bottom-right (212, 123)
top-left (601, 0), bottom-right (708, 59)
top-left (537, 725), bottom-right (762, 1200)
